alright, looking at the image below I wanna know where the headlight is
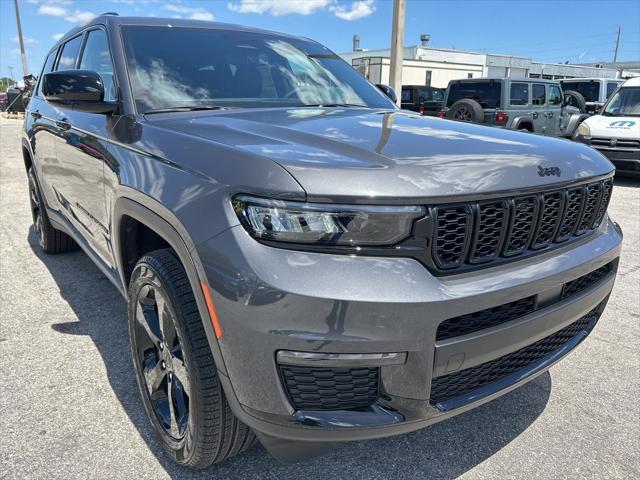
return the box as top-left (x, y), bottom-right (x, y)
top-left (233, 195), bottom-right (425, 246)
top-left (575, 122), bottom-right (591, 138)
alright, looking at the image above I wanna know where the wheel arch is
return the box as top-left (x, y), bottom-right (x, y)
top-left (112, 192), bottom-right (229, 377)
top-left (512, 116), bottom-right (534, 131)
top-left (21, 138), bottom-right (34, 173)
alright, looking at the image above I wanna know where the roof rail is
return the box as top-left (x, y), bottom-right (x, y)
top-left (99, 12), bottom-right (119, 16)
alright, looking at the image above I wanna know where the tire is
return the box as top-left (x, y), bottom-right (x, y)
top-left (446, 98), bottom-right (485, 123)
top-left (563, 90), bottom-right (586, 113)
top-left (27, 168), bottom-right (76, 254)
top-left (128, 249), bottom-right (255, 469)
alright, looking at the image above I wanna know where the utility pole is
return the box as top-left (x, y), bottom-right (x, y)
top-left (13, 0), bottom-right (30, 77)
top-left (613, 26), bottom-right (621, 62)
top-left (388, 0), bottom-right (406, 106)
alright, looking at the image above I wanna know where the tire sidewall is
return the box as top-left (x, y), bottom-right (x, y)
top-left (128, 257), bottom-right (202, 465)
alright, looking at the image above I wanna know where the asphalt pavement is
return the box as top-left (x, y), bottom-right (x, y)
top-left (1, 117), bottom-right (639, 479)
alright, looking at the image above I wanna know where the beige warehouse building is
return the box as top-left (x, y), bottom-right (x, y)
top-left (340, 36), bottom-right (622, 88)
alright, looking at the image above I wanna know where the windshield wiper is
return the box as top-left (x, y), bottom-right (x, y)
top-left (143, 105), bottom-right (227, 114)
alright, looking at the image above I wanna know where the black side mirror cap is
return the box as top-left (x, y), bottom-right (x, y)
top-left (375, 84), bottom-right (398, 104)
top-left (42, 70), bottom-right (117, 114)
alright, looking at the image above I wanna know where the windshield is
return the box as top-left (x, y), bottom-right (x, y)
top-left (121, 26), bottom-right (393, 113)
top-left (602, 87), bottom-right (640, 116)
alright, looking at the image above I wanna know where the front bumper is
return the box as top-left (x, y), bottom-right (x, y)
top-left (594, 147), bottom-right (640, 176)
top-left (195, 217), bottom-right (622, 445)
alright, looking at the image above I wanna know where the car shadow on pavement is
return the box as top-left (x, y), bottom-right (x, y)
top-left (30, 227), bottom-right (551, 480)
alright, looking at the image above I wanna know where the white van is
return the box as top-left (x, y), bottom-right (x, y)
top-left (574, 77), bottom-right (640, 177)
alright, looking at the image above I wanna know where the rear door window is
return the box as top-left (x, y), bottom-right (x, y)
top-left (56, 35), bottom-right (83, 71)
top-left (532, 84), bottom-right (546, 105)
top-left (447, 81), bottom-right (501, 108)
top-left (401, 88), bottom-right (412, 102)
top-left (510, 83), bottom-right (529, 105)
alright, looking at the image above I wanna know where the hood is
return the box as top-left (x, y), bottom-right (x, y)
top-left (584, 114), bottom-right (640, 139)
top-left (148, 108), bottom-right (614, 202)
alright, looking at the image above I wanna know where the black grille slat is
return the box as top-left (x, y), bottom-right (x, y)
top-left (593, 179), bottom-right (613, 228)
top-left (433, 205), bottom-right (472, 268)
top-left (279, 366), bottom-right (379, 410)
top-left (575, 183), bottom-right (601, 235)
top-left (562, 263), bottom-right (611, 298)
top-left (556, 188), bottom-right (584, 242)
top-left (430, 180), bottom-right (612, 272)
top-left (436, 296), bottom-right (536, 341)
top-left (430, 307), bottom-right (600, 404)
top-left (469, 201), bottom-right (508, 263)
top-left (503, 197), bottom-right (537, 256)
top-left (531, 192), bottom-right (562, 248)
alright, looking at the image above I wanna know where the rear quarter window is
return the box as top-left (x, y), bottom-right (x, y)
top-left (447, 81), bottom-right (502, 109)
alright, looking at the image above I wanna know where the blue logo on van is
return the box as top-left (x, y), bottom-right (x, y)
top-left (609, 120), bottom-right (636, 128)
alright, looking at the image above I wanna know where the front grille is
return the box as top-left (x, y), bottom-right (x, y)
top-left (430, 307), bottom-right (600, 404)
top-left (562, 263), bottom-right (611, 298)
top-left (591, 137), bottom-right (640, 149)
top-left (279, 366), bottom-right (379, 410)
top-left (436, 296), bottom-right (536, 341)
top-left (430, 179), bottom-right (613, 272)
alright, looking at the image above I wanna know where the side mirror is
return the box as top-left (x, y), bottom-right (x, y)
top-left (42, 70), bottom-right (117, 114)
top-left (376, 84), bottom-right (398, 104)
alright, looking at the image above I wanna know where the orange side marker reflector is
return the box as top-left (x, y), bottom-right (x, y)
top-left (201, 281), bottom-right (223, 339)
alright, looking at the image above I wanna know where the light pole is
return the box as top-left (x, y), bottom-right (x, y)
top-left (13, 0), bottom-right (30, 77)
top-left (388, 0), bottom-right (406, 106)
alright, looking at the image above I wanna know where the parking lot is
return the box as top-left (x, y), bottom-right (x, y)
top-left (0, 116), bottom-right (638, 479)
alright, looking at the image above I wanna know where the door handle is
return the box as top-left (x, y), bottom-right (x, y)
top-left (56, 120), bottom-right (71, 130)
top-left (30, 111), bottom-right (42, 119)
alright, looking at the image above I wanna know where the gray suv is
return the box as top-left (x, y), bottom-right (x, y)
top-left (23, 15), bottom-right (621, 468)
top-left (443, 78), bottom-right (589, 137)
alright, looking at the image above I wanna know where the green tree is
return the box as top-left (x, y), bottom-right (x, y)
top-left (0, 77), bottom-right (14, 92)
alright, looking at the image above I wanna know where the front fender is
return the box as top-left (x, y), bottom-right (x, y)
top-left (565, 114), bottom-right (590, 138)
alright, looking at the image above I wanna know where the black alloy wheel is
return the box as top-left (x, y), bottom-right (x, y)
top-left (452, 106), bottom-right (472, 121)
top-left (134, 282), bottom-right (191, 441)
top-left (27, 168), bottom-right (76, 253)
top-left (28, 168), bottom-right (46, 249)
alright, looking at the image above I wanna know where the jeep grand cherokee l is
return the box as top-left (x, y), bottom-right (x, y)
top-left (23, 15), bottom-right (622, 468)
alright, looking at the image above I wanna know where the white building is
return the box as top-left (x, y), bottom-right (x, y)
top-left (340, 37), bottom-right (622, 88)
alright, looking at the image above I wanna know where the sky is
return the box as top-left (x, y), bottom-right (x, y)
top-left (1, 0), bottom-right (639, 80)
